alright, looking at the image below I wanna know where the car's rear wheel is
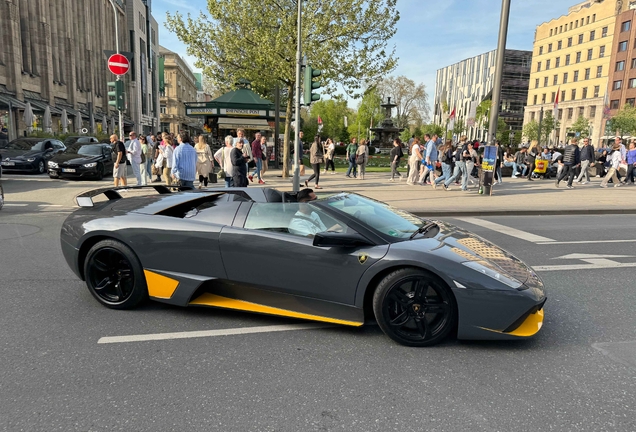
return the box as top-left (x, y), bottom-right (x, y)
top-left (373, 268), bottom-right (456, 347)
top-left (38, 160), bottom-right (46, 174)
top-left (84, 239), bottom-right (147, 309)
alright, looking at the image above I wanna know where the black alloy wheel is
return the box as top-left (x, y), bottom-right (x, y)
top-left (84, 239), bottom-right (147, 309)
top-left (38, 160), bottom-right (46, 174)
top-left (373, 268), bottom-right (456, 347)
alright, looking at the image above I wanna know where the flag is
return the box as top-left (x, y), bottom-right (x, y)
top-left (317, 115), bottom-right (323, 124)
top-left (553, 87), bottom-right (560, 119)
top-left (448, 107), bottom-right (456, 130)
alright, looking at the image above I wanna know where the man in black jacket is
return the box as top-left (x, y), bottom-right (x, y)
top-left (575, 137), bottom-right (595, 184)
top-left (556, 138), bottom-right (581, 189)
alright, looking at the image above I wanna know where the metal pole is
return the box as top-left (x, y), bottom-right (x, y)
top-left (292, 0), bottom-right (302, 192)
top-left (538, 106), bottom-right (544, 146)
top-left (108, 0), bottom-right (124, 142)
top-left (487, 0), bottom-right (511, 144)
top-left (274, 83), bottom-right (280, 169)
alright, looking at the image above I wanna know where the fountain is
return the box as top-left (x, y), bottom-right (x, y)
top-left (370, 97), bottom-right (403, 148)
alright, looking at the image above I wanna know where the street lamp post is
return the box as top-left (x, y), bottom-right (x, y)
top-left (292, 0), bottom-right (303, 192)
top-left (487, 0), bottom-right (511, 144)
top-left (108, 0), bottom-right (124, 142)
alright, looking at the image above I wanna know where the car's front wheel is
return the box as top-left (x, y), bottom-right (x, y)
top-left (84, 239), bottom-right (147, 309)
top-left (37, 160), bottom-right (46, 174)
top-left (373, 268), bottom-right (456, 347)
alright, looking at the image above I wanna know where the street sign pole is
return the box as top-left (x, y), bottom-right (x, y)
top-left (292, 0), bottom-right (303, 192)
top-left (108, 0), bottom-right (124, 141)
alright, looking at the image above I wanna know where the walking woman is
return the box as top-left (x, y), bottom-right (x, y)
top-left (305, 135), bottom-right (324, 189)
top-left (356, 139), bottom-right (369, 179)
top-left (161, 136), bottom-right (174, 186)
top-left (323, 138), bottom-right (336, 173)
top-left (406, 138), bottom-right (423, 185)
top-left (214, 135), bottom-right (235, 188)
top-left (434, 140), bottom-right (454, 187)
top-left (526, 140), bottom-right (539, 181)
top-left (389, 138), bottom-right (404, 181)
top-left (139, 135), bottom-right (149, 185)
top-left (194, 136), bottom-right (213, 188)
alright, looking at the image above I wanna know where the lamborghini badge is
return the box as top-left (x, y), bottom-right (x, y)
top-left (358, 254), bottom-right (368, 264)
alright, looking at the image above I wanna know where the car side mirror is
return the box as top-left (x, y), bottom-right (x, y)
top-left (313, 232), bottom-right (373, 248)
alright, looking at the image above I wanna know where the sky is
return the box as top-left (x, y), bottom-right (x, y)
top-left (152, 0), bottom-right (579, 112)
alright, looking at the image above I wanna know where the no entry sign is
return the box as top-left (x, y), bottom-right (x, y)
top-left (107, 53), bottom-right (130, 76)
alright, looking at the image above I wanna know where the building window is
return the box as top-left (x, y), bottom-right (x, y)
top-left (548, 43), bottom-right (553, 53)
top-left (550, 92), bottom-right (555, 103)
top-left (542, 94), bottom-right (547, 103)
top-left (568, 37), bottom-right (573, 47)
top-left (561, 90), bottom-right (566, 102)
top-left (558, 108), bottom-right (563, 120)
top-left (537, 61), bottom-right (541, 72)
top-left (578, 34), bottom-right (584, 44)
top-left (547, 59), bottom-right (551, 69)
top-left (585, 68), bottom-right (590, 80)
top-left (557, 40), bottom-right (562, 50)
top-left (599, 46), bottom-right (605, 58)
top-left (614, 80), bottom-right (622, 90)
top-left (592, 14), bottom-right (596, 23)
top-left (594, 85), bottom-right (600, 97)
top-left (556, 57), bottom-right (561, 67)
top-left (554, 74), bottom-right (558, 85)
top-left (582, 87), bottom-right (588, 99)
top-left (587, 16), bottom-right (590, 25)
top-left (627, 98), bottom-right (636, 106)
top-left (533, 94), bottom-right (538, 105)
top-left (579, 106), bottom-right (585, 117)
top-left (560, 25), bottom-right (563, 33)
top-left (621, 21), bottom-right (631, 32)
top-left (632, 58), bottom-right (636, 68)
top-left (590, 30), bottom-right (595, 41)
top-left (567, 108), bottom-right (573, 119)
top-left (610, 100), bottom-right (620, 109)
top-left (630, 78), bottom-right (636, 88)
top-left (587, 49), bottom-right (593, 61)
top-left (565, 54), bottom-right (571, 65)
top-left (574, 70), bottom-right (579, 82)
top-left (571, 89), bottom-right (576, 100)
top-left (539, 46), bottom-right (543, 55)
top-left (544, 76), bottom-right (549, 87)
top-left (602, 26), bottom-right (608, 37)
top-left (590, 106), bottom-right (596, 117)
top-left (530, 111), bottom-right (535, 121)
top-left (576, 52), bottom-right (581, 63)
top-left (550, 29), bottom-right (553, 37)
top-left (619, 41), bottom-right (628, 52)
top-left (535, 78), bottom-right (539, 88)
top-left (597, 65), bottom-right (603, 78)
top-left (616, 61), bottom-right (625, 71)
top-left (160, 105), bottom-right (167, 114)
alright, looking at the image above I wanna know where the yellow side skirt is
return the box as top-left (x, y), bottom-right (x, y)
top-left (480, 309), bottom-right (544, 337)
top-left (144, 270), bottom-right (179, 299)
top-left (189, 293), bottom-right (363, 327)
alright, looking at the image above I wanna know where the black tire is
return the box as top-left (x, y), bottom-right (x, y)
top-left (84, 239), bottom-right (147, 309)
top-left (96, 164), bottom-right (104, 181)
top-left (38, 160), bottom-right (46, 174)
top-left (373, 268), bottom-right (456, 347)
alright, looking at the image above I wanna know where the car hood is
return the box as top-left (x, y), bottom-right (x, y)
top-left (412, 220), bottom-right (534, 285)
top-left (1, 149), bottom-right (43, 160)
top-left (52, 154), bottom-right (102, 165)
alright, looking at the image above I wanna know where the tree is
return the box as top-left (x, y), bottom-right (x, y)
top-left (348, 88), bottom-right (384, 141)
top-left (475, 99), bottom-right (492, 130)
top-left (166, 0), bottom-right (398, 177)
top-left (376, 76), bottom-right (430, 129)
top-left (301, 98), bottom-right (352, 142)
top-left (610, 104), bottom-right (636, 137)
top-left (452, 117), bottom-right (465, 137)
top-left (522, 120), bottom-right (540, 142)
top-left (569, 116), bottom-right (591, 138)
top-left (522, 110), bottom-right (559, 144)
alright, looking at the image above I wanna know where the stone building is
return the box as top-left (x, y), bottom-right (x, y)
top-left (158, 46), bottom-right (201, 135)
top-left (523, 0), bottom-right (625, 147)
top-left (0, 0), bottom-right (159, 140)
top-left (606, 3), bottom-right (636, 126)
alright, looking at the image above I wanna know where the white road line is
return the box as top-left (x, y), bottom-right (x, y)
top-left (98, 323), bottom-right (331, 344)
top-left (454, 217), bottom-right (556, 243)
top-left (537, 239), bottom-right (636, 245)
top-left (3, 204), bottom-right (29, 207)
top-left (38, 204), bottom-right (64, 207)
top-left (534, 262), bottom-right (636, 271)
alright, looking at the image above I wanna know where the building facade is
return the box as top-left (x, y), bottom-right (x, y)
top-left (0, 0), bottom-right (159, 140)
top-left (523, 0), bottom-right (624, 147)
top-left (433, 49), bottom-right (532, 140)
top-left (158, 46), bottom-right (200, 135)
top-left (606, 4), bottom-right (636, 126)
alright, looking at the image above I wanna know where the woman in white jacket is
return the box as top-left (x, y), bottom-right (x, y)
top-left (214, 135), bottom-right (235, 188)
top-left (600, 142), bottom-right (623, 188)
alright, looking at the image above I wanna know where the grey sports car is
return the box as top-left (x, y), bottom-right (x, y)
top-left (61, 186), bottom-right (546, 347)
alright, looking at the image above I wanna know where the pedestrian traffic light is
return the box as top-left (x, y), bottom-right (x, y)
top-left (107, 80), bottom-right (125, 111)
top-left (303, 65), bottom-right (322, 106)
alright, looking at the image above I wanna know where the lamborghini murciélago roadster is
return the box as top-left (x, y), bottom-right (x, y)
top-left (61, 186), bottom-right (546, 347)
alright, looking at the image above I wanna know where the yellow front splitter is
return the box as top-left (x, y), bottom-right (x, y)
top-left (480, 309), bottom-right (544, 337)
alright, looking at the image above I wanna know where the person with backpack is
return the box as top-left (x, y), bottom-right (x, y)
top-left (355, 139), bottom-right (369, 179)
top-left (555, 138), bottom-right (581, 189)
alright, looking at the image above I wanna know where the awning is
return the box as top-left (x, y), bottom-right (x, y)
top-left (0, 94), bottom-right (27, 110)
top-left (25, 99), bottom-right (63, 115)
top-left (217, 117), bottom-right (271, 131)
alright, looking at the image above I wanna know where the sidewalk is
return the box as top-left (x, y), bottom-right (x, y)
top-left (255, 168), bottom-right (636, 216)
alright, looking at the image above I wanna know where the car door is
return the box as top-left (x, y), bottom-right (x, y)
top-left (219, 202), bottom-right (389, 305)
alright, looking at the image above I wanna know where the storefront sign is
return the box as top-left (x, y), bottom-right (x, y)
top-left (187, 108), bottom-right (217, 115)
top-left (220, 109), bottom-right (266, 116)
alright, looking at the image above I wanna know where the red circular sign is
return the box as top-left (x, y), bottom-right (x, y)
top-left (107, 54), bottom-right (130, 76)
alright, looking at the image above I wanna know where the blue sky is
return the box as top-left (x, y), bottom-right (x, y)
top-left (153, 0), bottom-right (578, 110)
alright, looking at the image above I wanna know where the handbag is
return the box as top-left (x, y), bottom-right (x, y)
top-left (355, 154), bottom-right (365, 164)
top-left (218, 149), bottom-right (225, 178)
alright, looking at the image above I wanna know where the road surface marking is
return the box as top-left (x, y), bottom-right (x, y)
top-left (38, 204), bottom-right (64, 207)
top-left (535, 262), bottom-right (636, 271)
top-left (454, 217), bottom-right (556, 243)
top-left (537, 239), bottom-right (636, 245)
top-left (554, 253), bottom-right (634, 260)
top-left (3, 204), bottom-right (28, 207)
top-left (98, 323), bottom-right (331, 344)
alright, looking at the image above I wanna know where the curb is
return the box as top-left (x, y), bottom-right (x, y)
top-left (410, 209), bottom-right (636, 217)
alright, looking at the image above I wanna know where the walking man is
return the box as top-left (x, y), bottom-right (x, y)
top-left (556, 138), bottom-right (581, 189)
top-left (110, 134), bottom-right (127, 187)
top-left (127, 131), bottom-right (143, 185)
top-left (345, 138), bottom-right (358, 178)
top-left (249, 132), bottom-right (264, 183)
top-left (171, 132), bottom-right (197, 188)
top-left (576, 137), bottom-right (595, 184)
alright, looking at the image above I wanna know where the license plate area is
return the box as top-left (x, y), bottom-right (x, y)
top-left (1, 161), bottom-right (15, 166)
top-left (62, 168), bottom-right (76, 173)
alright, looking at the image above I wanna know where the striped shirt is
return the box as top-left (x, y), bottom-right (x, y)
top-left (172, 143), bottom-right (197, 181)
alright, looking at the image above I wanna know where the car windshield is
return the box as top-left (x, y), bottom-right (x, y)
top-left (0, 139), bottom-right (44, 151)
top-left (66, 144), bottom-right (103, 156)
top-left (63, 137), bottom-right (81, 146)
top-left (323, 193), bottom-right (424, 239)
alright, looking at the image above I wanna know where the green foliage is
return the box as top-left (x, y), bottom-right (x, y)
top-left (420, 123), bottom-right (444, 138)
top-left (475, 99), bottom-right (492, 129)
top-left (610, 105), bottom-right (636, 137)
top-left (522, 110), bottom-right (559, 144)
top-left (400, 128), bottom-right (413, 143)
top-left (569, 116), bottom-right (591, 138)
top-left (165, 0), bottom-right (399, 176)
top-left (452, 117), bottom-right (465, 136)
top-left (376, 75), bottom-right (430, 129)
top-left (348, 88), bottom-right (384, 141)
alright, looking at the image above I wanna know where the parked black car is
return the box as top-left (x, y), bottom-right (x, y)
top-left (0, 138), bottom-right (65, 174)
top-left (63, 136), bottom-right (99, 147)
top-left (48, 143), bottom-right (114, 180)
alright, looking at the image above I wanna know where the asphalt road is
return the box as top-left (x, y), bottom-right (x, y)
top-left (0, 183), bottom-right (635, 431)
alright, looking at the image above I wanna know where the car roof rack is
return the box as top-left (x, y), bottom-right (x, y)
top-left (75, 185), bottom-right (193, 208)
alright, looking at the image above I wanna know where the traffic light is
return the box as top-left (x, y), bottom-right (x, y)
top-left (107, 80), bottom-right (125, 111)
top-left (303, 65), bottom-right (322, 106)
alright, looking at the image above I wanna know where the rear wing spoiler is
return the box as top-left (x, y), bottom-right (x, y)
top-left (75, 185), bottom-right (193, 208)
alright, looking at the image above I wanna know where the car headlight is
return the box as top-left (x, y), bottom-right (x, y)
top-left (462, 261), bottom-right (523, 289)
top-left (26, 157), bottom-right (36, 162)
top-left (83, 162), bottom-right (97, 168)
top-left (48, 161), bottom-right (58, 168)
